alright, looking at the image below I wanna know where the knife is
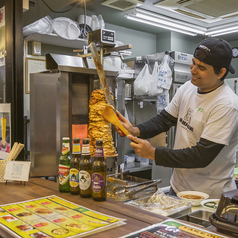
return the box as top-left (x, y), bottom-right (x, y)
top-left (90, 42), bottom-right (116, 114)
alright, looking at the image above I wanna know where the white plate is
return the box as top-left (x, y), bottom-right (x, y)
top-left (52, 17), bottom-right (80, 40)
top-left (201, 199), bottom-right (220, 211)
top-left (177, 191), bottom-right (209, 206)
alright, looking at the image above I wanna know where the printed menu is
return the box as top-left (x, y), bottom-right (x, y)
top-left (120, 219), bottom-right (228, 238)
top-left (0, 195), bottom-right (125, 238)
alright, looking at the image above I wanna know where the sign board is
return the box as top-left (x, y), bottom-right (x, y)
top-left (4, 161), bottom-right (31, 182)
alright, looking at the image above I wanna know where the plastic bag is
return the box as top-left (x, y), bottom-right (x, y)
top-left (23, 16), bottom-right (53, 37)
top-left (148, 61), bottom-right (163, 96)
top-left (157, 54), bottom-right (174, 90)
top-left (134, 64), bottom-right (151, 96)
top-left (157, 90), bottom-right (169, 114)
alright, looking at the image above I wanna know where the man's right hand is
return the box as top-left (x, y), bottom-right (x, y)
top-left (116, 110), bottom-right (140, 137)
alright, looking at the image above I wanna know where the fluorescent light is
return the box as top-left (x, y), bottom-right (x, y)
top-left (125, 8), bottom-right (238, 37)
top-left (125, 8), bottom-right (206, 36)
top-left (135, 13), bottom-right (205, 34)
top-left (207, 26), bottom-right (238, 37)
top-left (125, 15), bottom-right (197, 36)
top-left (209, 28), bottom-right (238, 37)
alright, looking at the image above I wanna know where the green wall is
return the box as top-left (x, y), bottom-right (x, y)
top-left (105, 23), bottom-right (157, 58)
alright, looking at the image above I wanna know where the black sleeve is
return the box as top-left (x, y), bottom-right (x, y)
top-left (155, 138), bottom-right (225, 168)
top-left (137, 109), bottom-right (177, 139)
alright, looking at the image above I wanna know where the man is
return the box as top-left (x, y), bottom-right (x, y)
top-left (117, 38), bottom-right (238, 199)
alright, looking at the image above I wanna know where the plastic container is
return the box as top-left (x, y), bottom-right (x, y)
top-left (209, 189), bottom-right (238, 237)
top-left (124, 155), bottom-right (135, 164)
top-left (77, 15), bottom-right (92, 27)
top-left (140, 157), bottom-right (149, 165)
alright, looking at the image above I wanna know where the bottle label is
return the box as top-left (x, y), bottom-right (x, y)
top-left (79, 170), bottom-right (91, 190)
top-left (69, 168), bottom-right (79, 187)
top-left (72, 143), bottom-right (81, 154)
top-left (95, 146), bottom-right (104, 157)
top-left (62, 142), bottom-right (70, 155)
top-left (82, 145), bottom-right (90, 155)
top-left (92, 173), bottom-right (105, 192)
top-left (59, 164), bottom-right (70, 185)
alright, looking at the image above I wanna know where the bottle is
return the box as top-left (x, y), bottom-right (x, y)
top-left (92, 139), bottom-right (107, 201)
top-left (79, 138), bottom-right (92, 198)
top-left (58, 137), bottom-right (71, 193)
top-left (69, 138), bottom-right (80, 195)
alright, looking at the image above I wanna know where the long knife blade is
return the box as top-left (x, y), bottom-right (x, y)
top-left (90, 42), bottom-right (116, 113)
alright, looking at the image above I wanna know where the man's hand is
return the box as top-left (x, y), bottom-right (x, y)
top-left (127, 135), bottom-right (155, 160)
top-left (115, 110), bottom-right (140, 137)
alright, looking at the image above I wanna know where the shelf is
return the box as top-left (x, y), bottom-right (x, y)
top-left (133, 95), bottom-right (157, 101)
top-left (24, 33), bottom-right (88, 49)
top-left (123, 162), bottom-right (152, 173)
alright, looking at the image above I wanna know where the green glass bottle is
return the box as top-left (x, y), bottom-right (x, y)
top-left (58, 137), bottom-right (71, 193)
top-left (70, 138), bottom-right (80, 195)
top-left (79, 138), bottom-right (92, 198)
top-left (92, 139), bottom-right (107, 201)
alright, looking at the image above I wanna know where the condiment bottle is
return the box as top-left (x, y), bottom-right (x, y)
top-left (58, 137), bottom-right (71, 193)
top-left (79, 138), bottom-right (92, 198)
top-left (69, 138), bottom-right (80, 195)
top-left (92, 139), bottom-right (107, 201)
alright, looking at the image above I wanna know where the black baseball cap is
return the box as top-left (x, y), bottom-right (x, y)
top-left (194, 38), bottom-right (235, 74)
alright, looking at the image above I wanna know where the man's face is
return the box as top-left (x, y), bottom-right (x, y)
top-left (190, 58), bottom-right (225, 93)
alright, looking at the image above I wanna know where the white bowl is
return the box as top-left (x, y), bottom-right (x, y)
top-left (177, 191), bottom-right (209, 206)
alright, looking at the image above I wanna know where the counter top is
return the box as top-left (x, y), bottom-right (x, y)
top-left (0, 178), bottom-right (167, 238)
top-left (0, 178), bottom-right (231, 238)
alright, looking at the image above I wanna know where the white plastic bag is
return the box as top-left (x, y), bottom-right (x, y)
top-left (134, 64), bottom-right (151, 96)
top-left (157, 89), bottom-right (169, 114)
top-left (157, 54), bottom-right (174, 90)
top-left (148, 61), bottom-right (163, 96)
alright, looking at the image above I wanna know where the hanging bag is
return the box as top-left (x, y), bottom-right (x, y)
top-left (148, 61), bottom-right (163, 96)
top-left (134, 63), bottom-right (151, 96)
top-left (157, 54), bottom-right (174, 90)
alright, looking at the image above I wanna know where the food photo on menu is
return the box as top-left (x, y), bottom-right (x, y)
top-left (0, 196), bottom-right (125, 238)
top-left (30, 231), bottom-right (52, 238)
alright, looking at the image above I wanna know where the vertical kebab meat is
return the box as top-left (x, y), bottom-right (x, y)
top-left (88, 89), bottom-right (117, 157)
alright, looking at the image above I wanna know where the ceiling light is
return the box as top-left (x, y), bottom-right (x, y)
top-left (125, 8), bottom-right (207, 36)
top-left (125, 15), bottom-right (197, 36)
top-left (125, 8), bottom-right (238, 37)
top-left (207, 25), bottom-right (238, 37)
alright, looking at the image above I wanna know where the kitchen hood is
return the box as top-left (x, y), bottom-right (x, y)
top-left (154, 0), bottom-right (238, 23)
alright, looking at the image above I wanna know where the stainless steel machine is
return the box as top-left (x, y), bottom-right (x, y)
top-left (30, 53), bottom-right (118, 177)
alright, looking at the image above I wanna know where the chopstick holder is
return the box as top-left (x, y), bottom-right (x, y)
top-left (7, 142), bottom-right (18, 161)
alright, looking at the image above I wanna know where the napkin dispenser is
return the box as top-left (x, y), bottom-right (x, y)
top-left (209, 189), bottom-right (238, 237)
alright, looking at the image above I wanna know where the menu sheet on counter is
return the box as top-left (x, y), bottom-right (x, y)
top-left (120, 219), bottom-right (228, 238)
top-left (0, 195), bottom-right (126, 238)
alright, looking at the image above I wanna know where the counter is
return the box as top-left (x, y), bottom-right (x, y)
top-left (0, 178), bottom-right (231, 238)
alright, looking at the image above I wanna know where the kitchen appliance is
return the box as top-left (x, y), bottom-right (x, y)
top-left (29, 53), bottom-right (118, 177)
top-left (209, 189), bottom-right (238, 237)
top-left (87, 29), bottom-right (115, 46)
